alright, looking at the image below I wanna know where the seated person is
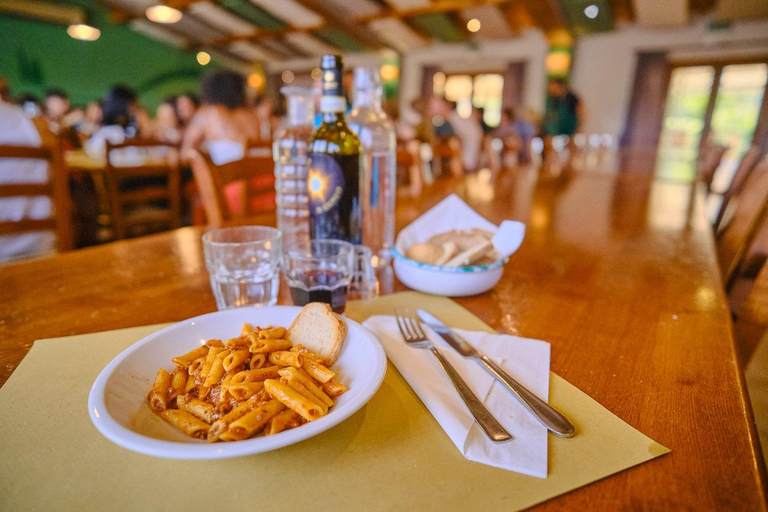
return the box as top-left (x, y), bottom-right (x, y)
top-left (85, 85), bottom-right (139, 160)
top-left (181, 70), bottom-right (261, 165)
top-left (0, 101), bottom-right (57, 262)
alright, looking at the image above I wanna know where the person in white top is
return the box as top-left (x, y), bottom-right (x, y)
top-left (0, 101), bottom-right (56, 262)
top-left (448, 103), bottom-right (484, 173)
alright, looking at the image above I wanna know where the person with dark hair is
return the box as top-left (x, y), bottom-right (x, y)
top-left (181, 69), bottom-right (261, 164)
top-left (541, 78), bottom-right (583, 136)
top-left (176, 92), bottom-right (199, 127)
top-left (85, 85), bottom-right (138, 159)
top-left (44, 88), bottom-right (70, 130)
top-left (153, 96), bottom-right (181, 144)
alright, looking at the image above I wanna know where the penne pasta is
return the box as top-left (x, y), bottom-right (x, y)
top-left (176, 394), bottom-right (215, 424)
top-left (249, 353), bottom-right (266, 369)
top-left (148, 317), bottom-right (347, 442)
top-left (208, 397), bottom-right (259, 442)
top-left (227, 400), bottom-right (285, 440)
top-left (199, 346), bottom-right (225, 383)
top-left (148, 368), bottom-right (172, 412)
top-left (301, 359), bottom-right (335, 384)
top-left (259, 326), bottom-right (286, 339)
top-left (321, 379), bottom-right (348, 397)
top-left (230, 366), bottom-right (280, 385)
top-left (169, 367), bottom-right (188, 400)
top-left (203, 350), bottom-right (228, 387)
top-left (228, 381), bottom-right (265, 401)
top-left (223, 349), bottom-right (249, 372)
top-left (285, 378), bottom-right (328, 414)
top-left (264, 379), bottom-right (324, 422)
top-left (279, 367), bottom-right (334, 407)
top-left (160, 410), bottom-right (209, 439)
top-left (172, 346), bottom-right (209, 368)
top-left (266, 409), bottom-right (300, 436)
top-left (249, 338), bottom-right (292, 354)
top-left (268, 350), bottom-right (303, 368)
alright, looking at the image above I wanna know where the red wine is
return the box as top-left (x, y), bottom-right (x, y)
top-left (289, 269), bottom-right (348, 314)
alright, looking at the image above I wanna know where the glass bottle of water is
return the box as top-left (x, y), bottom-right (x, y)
top-left (273, 87), bottom-right (315, 248)
top-left (347, 67), bottom-right (396, 269)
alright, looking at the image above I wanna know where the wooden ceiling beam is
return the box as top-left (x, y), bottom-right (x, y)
top-left (290, 0), bottom-right (384, 49)
top-left (609, 0), bottom-right (634, 22)
top-left (499, 2), bottom-right (537, 34)
top-left (357, 0), bottom-right (510, 23)
top-left (515, 0), bottom-right (568, 35)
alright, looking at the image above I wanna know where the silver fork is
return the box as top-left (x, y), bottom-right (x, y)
top-left (395, 309), bottom-right (512, 443)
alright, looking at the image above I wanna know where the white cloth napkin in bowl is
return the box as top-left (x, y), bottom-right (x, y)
top-left (363, 315), bottom-right (551, 478)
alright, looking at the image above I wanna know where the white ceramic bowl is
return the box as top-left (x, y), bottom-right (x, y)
top-left (88, 306), bottom-right (386, 460)
top-left (392, 248), bottom-right (506, 297)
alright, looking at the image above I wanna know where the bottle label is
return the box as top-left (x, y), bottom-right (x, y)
top-left (322, 67), bottom-right (343, 97)
top-left (307, 153), bottom-right (345, 215)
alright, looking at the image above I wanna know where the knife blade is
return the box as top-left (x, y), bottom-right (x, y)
top-left (417, 309), bottom-right (576, 438)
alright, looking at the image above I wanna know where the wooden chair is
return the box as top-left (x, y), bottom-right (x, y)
top-left (713, 146), bottom-right (763, 232)
top-left (733, 260), bottom-right (768, 365)
top-left (104, 139), bottom-right (181, 240)
top-left (396, 139), bottom-right (423, 197)
top-left (431, 137), bottom-right (463, 178)
top-left (0, 138), bottom-right (74, 255)
top-left (716, 156), bottom-right (768, 291)
top-left (189, 146), bottom-right (275, 227)
top-left (696, 142), bottom-right (728, 192)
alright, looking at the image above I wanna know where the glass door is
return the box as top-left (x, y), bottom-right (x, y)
top-left (656, 62), bottom-right (768, 184)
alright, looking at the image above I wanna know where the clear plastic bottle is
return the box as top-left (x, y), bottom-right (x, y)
top-left (347, 67), bottom-right (396, 269)
top-left (273, 87), bottom-right (315, 248)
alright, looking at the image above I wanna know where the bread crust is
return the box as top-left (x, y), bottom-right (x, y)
top-left (287, 303), bottom-right (346, 365)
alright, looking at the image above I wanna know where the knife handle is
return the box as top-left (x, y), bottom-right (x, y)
top-left (479, 355), bottom-right (576, 438)
top-left (428, 346), bottom-right (512, 443)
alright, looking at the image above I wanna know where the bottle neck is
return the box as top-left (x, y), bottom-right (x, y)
top-left (286, 94), bottom-right (314, 126)
top-left (352, 89), bottom-right (381, 110)
top-left (321, 110), bottom-right (345, 124)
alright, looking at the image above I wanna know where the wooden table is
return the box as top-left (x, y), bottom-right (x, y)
top-left (1, 169), bottom-right (766, 509)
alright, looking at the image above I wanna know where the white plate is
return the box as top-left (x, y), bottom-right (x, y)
top-left (88, 306), bottom-right (386, 460)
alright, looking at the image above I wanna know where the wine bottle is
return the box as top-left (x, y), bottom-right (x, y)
top-left (307, 55), bottom-right (363, 244)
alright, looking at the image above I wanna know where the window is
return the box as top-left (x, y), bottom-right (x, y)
top-left (656, 62), bottom-right (768, 184)
top-left (433, 72), bottom-right (504, 127)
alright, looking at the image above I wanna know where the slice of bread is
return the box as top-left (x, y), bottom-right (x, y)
top-left (287, 302), bottom-right (346, 365)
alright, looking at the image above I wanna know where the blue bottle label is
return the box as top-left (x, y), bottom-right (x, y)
top-left (308, 153), bottom-right (345, 215)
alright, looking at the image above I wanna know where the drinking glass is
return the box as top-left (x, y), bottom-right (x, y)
top-left (348, 245), bottom-right (378, 301)
top-left (283, 240), bottom-right (354, 314)
top-left (202, 226), bottom-right (282, 310)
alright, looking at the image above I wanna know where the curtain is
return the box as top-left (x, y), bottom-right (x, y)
top-left (503, 61), bottom-right (527, 109)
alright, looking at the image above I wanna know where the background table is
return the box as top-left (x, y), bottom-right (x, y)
top-left (1, 168), bottom-right (765, 509)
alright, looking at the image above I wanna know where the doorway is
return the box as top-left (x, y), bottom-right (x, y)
top-left (656, 61), bottom-right (768, 183)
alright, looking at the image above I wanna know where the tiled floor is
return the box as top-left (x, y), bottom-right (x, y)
top-left (746, 334), bottom-right (768, 465)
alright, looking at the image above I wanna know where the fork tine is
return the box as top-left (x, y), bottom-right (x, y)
top-left (394, 309), bottom-right (412, 341)
top-left (406, 309), bottom-right (427, 339)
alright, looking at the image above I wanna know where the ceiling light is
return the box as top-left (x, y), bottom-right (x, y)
top-left (248, 74), bottom-right (265, 88)
top-left (380, 64), bottom-right (399, 82)
top-left (311, 67), bottom-right (323, 81)
top-left (282, 70), bottom-right (295, 84)
top-left (196, 51), bottom-right (211, 65)
top-left (584, 5), bottom-right (599, 19)
top-left (146, 5), bottom-right (182, 24)
top-left (67, 24), bottom-right (100, 41)
top-left (466, 18), bottom-right (481, 32)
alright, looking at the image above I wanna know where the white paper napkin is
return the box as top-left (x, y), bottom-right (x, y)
top-left (363, 315), bottom-right (551, 478)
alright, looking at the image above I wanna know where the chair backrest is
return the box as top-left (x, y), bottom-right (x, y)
top-left (733, 259), bottom-right (768, 365)
top-left (713, 146), bottom-right (763, 231)
top-left (431, 136), bottom-right (463, 177)
top-left (190, 148), bottom-right (275, 227)
top-left (396, 139), bottom-right (422, 197)
top-left (104, 138), bottom-right (181, 239)
top-left (717, 156), bottom-right (768, 290)
top-left (0, 138), bottom-right (73, 254)
top-left (697, 143), bottom-right (728, 191)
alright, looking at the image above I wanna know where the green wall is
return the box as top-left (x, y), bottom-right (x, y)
top-left (0, 0), bottom-right (220, 112)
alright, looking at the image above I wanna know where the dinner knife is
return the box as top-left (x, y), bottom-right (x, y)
top-left (417, 310), bottom-right (576, 438)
